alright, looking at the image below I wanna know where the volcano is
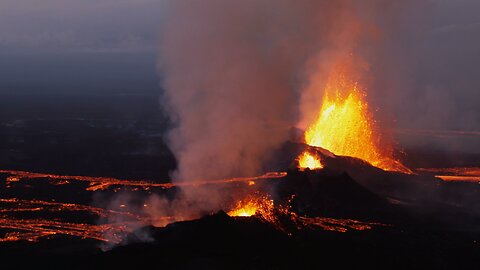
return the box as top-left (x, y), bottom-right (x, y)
top-left (1, 69), bottom-right (478, 269)
top-left (2, 140), bottom-right (480, 269)
top-left (91, 148), bottom-right (480, 269)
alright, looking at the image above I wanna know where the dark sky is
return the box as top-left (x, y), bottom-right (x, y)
top-left (1, 0), bottom-right (478, 97)
top-left (0, 0), bottom-right (165, 94)
top-left (0, 1), bottom-right (478, 55)
top-left (0, 0), bottom-right (164, 53)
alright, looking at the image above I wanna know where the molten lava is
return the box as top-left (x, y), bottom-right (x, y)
top-left (0, 198), bottom-right (141, 243)
top-left (299, 69), bottom-right (411, 173)
top-left (298, 151), bottom-right (323, 170)
top-left (228, 202), bottom-right (257, 217)
top-left (227, 194), bottom-right (274, 221)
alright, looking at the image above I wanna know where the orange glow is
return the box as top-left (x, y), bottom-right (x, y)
top-left (228, 202), bottom-right (257, 217)
top-left (298, 151), bottom-right (323, 170)
top-left (227, 195), bottom-right (274, 221)
top-left (300, 68), bottom-right (411, 173)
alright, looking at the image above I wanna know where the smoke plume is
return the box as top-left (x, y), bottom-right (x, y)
top-left (159, 0), bottom-right (424, 181)
top-left (160, 0), bottom-right (309, 182)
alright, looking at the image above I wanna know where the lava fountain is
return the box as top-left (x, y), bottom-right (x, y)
top-left (298, 67), bottom-right (411, 174)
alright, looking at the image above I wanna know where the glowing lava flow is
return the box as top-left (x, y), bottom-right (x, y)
top-left (298, 216), bottom-right (388, 233)
top-left (299, 69), bottom-right (411, 174)
top-left (0, 218), bottom-right (133, 243)
top-left (0, 198), bottom-right (142, 243)
top-left (417, 167), bottom-right (480, 182)
top-left (0, 169), bottom-right (288, 243)
top-left (0, 170), bottom-right (286, 191)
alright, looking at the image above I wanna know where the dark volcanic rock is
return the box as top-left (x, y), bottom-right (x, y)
top-left (3, 141), bottom-right (480, 269)
top-left (272, 142), bottom-right (480, 229)
top-left (277, 169), bottom-right (396, 221)
top-left (83, 212), bottom-right (480, 270)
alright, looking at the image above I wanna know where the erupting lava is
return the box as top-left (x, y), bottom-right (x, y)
top-left (227, 194), bottom-right (274, 221)
top-left (299, 68), bottom-right (411, 174)
top-left (297, 151), bottom-right (323, 170)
